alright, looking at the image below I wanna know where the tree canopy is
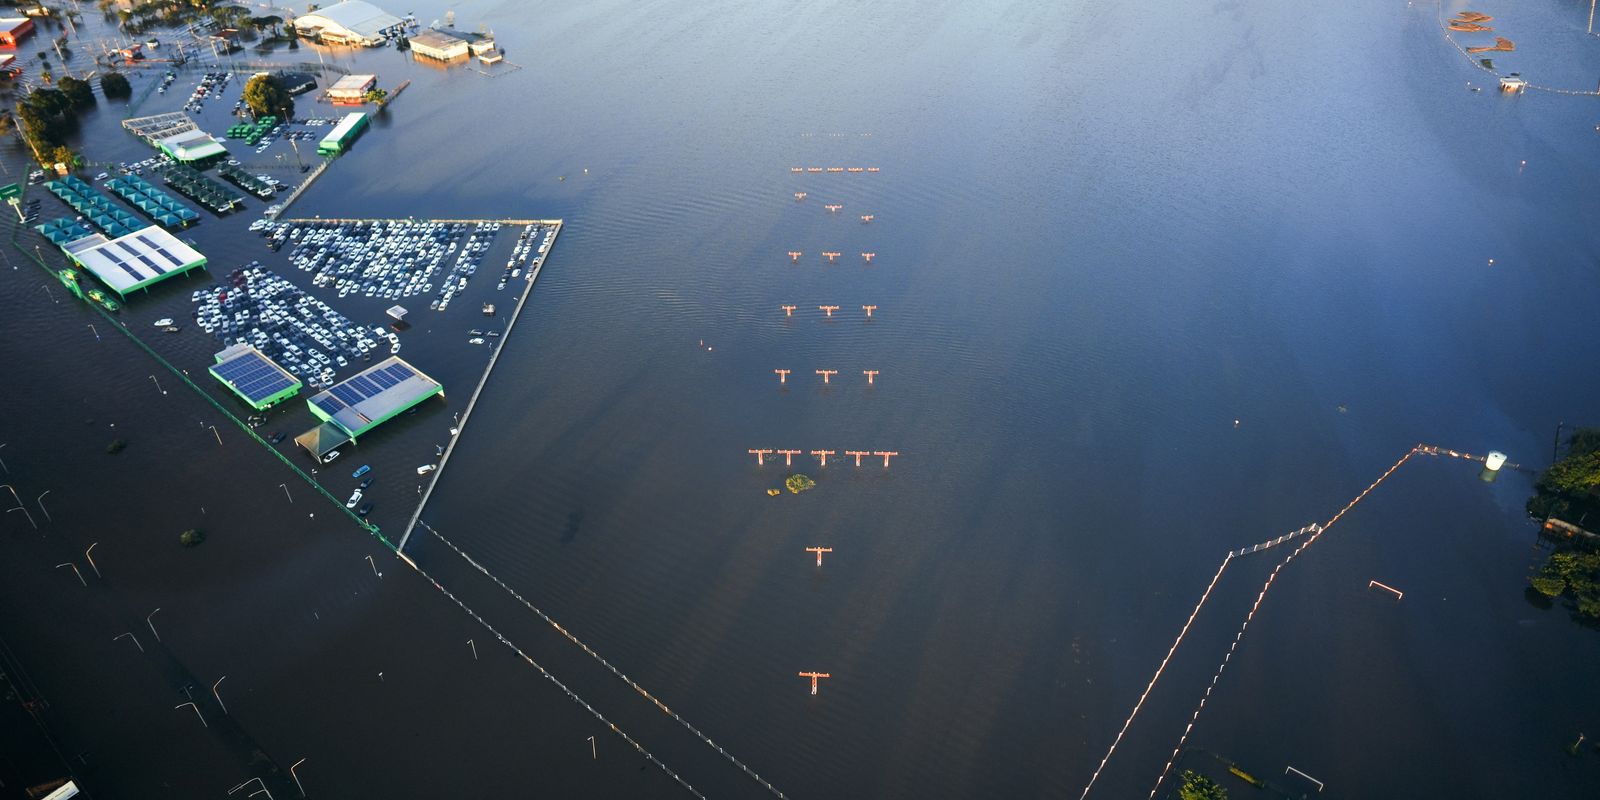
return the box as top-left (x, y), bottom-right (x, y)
top-left (1528, 428), bottom-right (1600, 524)
top-left (100, 71), bottom-right (132, 100)
top-left (1178, 771), bottom-right (1229, 800)
top-left (242, 73), bottom-right (293, 119)
top-left (56, 76), bottom-right (96, 109)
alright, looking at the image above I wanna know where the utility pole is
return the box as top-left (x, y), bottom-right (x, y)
top-left (1554, 421), bottom-right (1564, 464)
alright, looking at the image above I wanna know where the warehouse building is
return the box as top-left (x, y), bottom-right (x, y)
top-left (61, 226), bottom-right (208, 299)
top-left (326, 73), bottom-right (377, 104)
top-left (295, 357), bottom-right (442, 461)
top-left (317, 111), bottom-right (369, 155)
top-left (294, 1), bottom-right (403, 46)
top-left (209, 344), bottom-right (302, 410)
top-left (410, 28), bottom-right (468, 61)
top-left (0, 17), bottom-right (34, 47)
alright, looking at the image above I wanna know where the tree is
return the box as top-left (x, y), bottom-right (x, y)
top-left (242, 72), bottom-right (293, 119)
top-left (1178, 771), bottom-right (1229, 800)
top-left (100, 71), bottom-right (131, 99)
top-left (56, 76), bottom-right (95, 108)
top-left (1528, 428), bottom-right (1600, 524)
top-left (179, 528), bottom-right (206, 547)
top-left (49, 145), bottom-right (76, 168)
top-left (363, 87), bottom-right (387, 105)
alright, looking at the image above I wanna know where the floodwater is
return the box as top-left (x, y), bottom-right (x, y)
top-left (7, 0), bottom-right (1600, 797)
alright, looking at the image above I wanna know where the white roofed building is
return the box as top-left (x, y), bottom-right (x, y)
top-left (294, 1), bottom-right (403, 46)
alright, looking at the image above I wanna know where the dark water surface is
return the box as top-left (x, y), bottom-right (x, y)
top-left (5, 0), bottom-right (1600, 797)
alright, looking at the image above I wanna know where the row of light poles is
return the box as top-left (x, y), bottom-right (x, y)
top-left (79, 544), bottom-right (308, 796)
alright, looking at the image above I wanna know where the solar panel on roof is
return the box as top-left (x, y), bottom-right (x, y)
top-left (211, 349), bottom-right (298, 404)
top-left (313, 395), bottom-right (347, 416)
top-left (369, 370), bottom-right (397, 390)
top-left (386, 362), bottom-right (415, 380)
top-left (330, 384), bottom-right (363, 405)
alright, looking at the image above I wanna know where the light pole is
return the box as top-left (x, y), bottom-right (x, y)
top-left (86, 323), bottom-right (99, 341)
top-left (146, 608), bottom-right (161, 642)
top-left (85, 542), bottom-right (100, 578)
top-left (149, 375), bottom-right (166, 395)
top-left (36, 490), bottom-right (50, 523)
top-left (175, 701), bottom-right (206, 728)
top-left (113, 632), bottom-right (143, 653)
top-left (279, 483), bottom-right (292, 503)
top-left (7, 506), bottom-right (36, 530)
top-left (212, 676), bottom-right (227, 714)
top-left (55, 562), bottom-right (85, 586)
top-left (0, 443), bottom-right (8, 474)
top-left (40, 284), bottom-right (55, 303)
top-left (290, 758), bottom-right (307, 797)
top-left (210, 425), bottom-right (222, 446)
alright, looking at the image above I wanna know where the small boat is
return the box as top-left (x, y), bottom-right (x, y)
top-left (154, 318), bottom-right (174, 327)
top-left (352, 464), bottom-right (371, 478)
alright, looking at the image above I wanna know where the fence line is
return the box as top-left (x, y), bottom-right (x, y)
top-left (1144, 449), bottom-right (1417, 797)
top-left (419, 522), bottom-right (790, 799)
top-left (1076, 552), bottom-right (1235, 800)
top-left (394, 551), bottom-right (706, 798)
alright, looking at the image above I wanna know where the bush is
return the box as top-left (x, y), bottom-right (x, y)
top-left (105, 438), bottom-right (126, 454)
top-left (785, 474), bottom-right (816, 494)
top-left (179, 529), bottom-right (205, 547)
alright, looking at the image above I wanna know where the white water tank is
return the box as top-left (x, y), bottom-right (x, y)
top-left (1485, 451), bottom-right (1507, 471)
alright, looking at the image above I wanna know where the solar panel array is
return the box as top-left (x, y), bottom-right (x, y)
top-left (95, 234), bottom-right (193, 285)
top-left (212, 349), bottom-right (298, 404)
top-left (310, 362), bottom-right (418, 418)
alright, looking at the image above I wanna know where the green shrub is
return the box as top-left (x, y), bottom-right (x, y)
top-left (179, 529), bottom-right (205, 547)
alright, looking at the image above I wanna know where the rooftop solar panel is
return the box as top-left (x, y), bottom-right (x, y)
top-left (312, 395), bottom-right (347, 416)
top-left (210, 346), bottom-right (300, 406)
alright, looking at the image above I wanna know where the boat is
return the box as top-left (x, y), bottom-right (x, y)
top-left (352, 464), bottom-right (371, 478)
top-left (154, 318), bottom-right (174, 327)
